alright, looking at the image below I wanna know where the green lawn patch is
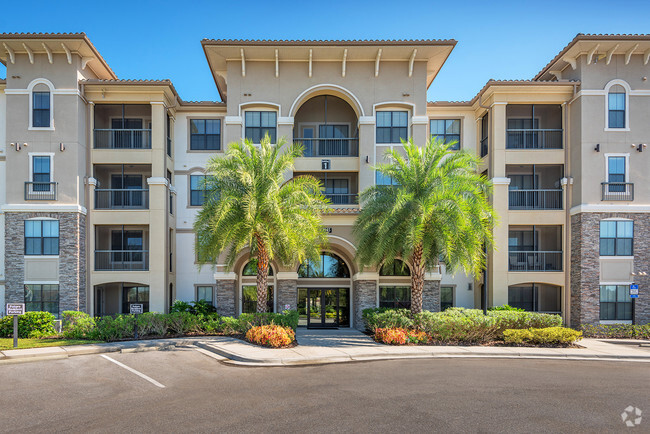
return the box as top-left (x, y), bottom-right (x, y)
top-left (0, 338), bottom-right (102, 351)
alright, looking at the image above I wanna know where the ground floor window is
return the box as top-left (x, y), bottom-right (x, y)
top-left (600, 285), bottom-right (632, 321)
top-left (440, 286), bottom-right (454, 311)
top-left (196, 286), bottom-right (214, 305)
top-left (242, 285), bottom-right (274, 313)
top-left (122, 286), bottom-right (150, 314)
top-left (379, 286), bottom-right (411, 309)
top-left (25, 284), bottom-right (59, 317)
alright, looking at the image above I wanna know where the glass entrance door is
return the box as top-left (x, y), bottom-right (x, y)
top-left (303, 288), bottom-right (350, 329)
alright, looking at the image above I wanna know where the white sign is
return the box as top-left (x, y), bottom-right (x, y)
top-left (6, 303), bottom-right (25, 316)
top-left (129, 304), bottom-right (144, 314)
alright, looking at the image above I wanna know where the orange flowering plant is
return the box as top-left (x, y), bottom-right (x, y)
top-left (246, 324), bottom-right (296, 348)
top-left (374, 328), bottom-right (429, 345)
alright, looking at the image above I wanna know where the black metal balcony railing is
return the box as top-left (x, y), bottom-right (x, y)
top-left (601, 182), bottom-right (634, 201)
top-left (95, 189), bottom-right (149, 209)
top-left (294, 138), bottom-right (359, 157)
top-left (24, 182), bottom-right (58, 200)
top-left (324, 193), bottom-right (358, 205)
top-left (506, 129), bottom-right (563, 149)
top-left (508, 251), bottom-right (563, 272)
top-left (508, 189), bottom-right (563, 210)
top-left (95, 250), bottom-right (149, 271)
top-left (94, 129), bottom-right (152, 149)
top-left (480, 137), bottom-right (488, 157)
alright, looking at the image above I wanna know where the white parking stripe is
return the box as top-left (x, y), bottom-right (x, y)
top-left (100, 354), bottom-right (166, 388)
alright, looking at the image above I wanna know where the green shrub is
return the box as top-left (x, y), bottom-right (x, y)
top-left (488, 310), bottom-right (562, 335)
top-left (170, 299), bottom-right (217, 316)
top-left (93, 315), bottom-right (135, 341)
top-left (580, 323), bottom-right (650, 339)
top-left (220, 316), bottom-right (245, 334)
top-left (237, 310), bottom-right (300, 332)
top-left (170, 300), bottom-right (193, 313)
top-left (489, 304), bottom-right (525, 312)
top-left (503, 327), bottom-right (582, 345)
top-left (136, 312), bottom-right (167, 337)
top-left (362, 308), bottom-right (412, 331)
top-left (61, 311), bottom-right (96, 339)
top-left (414, 310), bottom-right (500, 343)
top-left (0, 311), bottom-right (56, 338)
top-left (165, 312), bottom-right (201, 335)
top-left (199, 313), bottom-right (223, 334)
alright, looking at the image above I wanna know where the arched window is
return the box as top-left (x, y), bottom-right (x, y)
top-left (242, 259), bottom-right (274, 276)
top-left (298, 253), bottom-right (350, 278)
top-left (379, 259), bottom-right (410, 276)
top-left (32, 83), bottom-right (51, 127)
top-left (608, 84), bottom-right (626, 129)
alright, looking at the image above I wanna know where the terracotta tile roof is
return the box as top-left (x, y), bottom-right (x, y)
top-left (534, 33), bottom-right (650, 80)
top-left (81, 78), bottom-right (180, 99)
top-left (179, 100), bottom-right (226, 107)
top-left (202, 38), bottom-right (457, 46)
top-left (327, 207), bottom-right (360, 215)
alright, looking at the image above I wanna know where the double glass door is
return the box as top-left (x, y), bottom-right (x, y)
top-left (303, 288), bottom-right (349, 329)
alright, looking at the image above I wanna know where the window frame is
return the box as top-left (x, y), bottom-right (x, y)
top-left (376, 111), bottom-right (409, 144)
top-left (24, 219), bottom-right (59, 256)
top-left (430, 119), bottom-right (461, 150)
top-left (378, 286), bottom-right (411, 309)
top-left (189, 118), bottom-right (222, 151)
top-left (121, 285), bottom-right (150, 314)
top-left (440, 286), bottom-right (455, 311)
top-left (604, 80), bottom-right (630, 131)
top-left (189, 174), bottom-right (207, 207)
top-left (24, 283), bottom-right (60, 317)
top-left (28, 79), bottom-right (55, 131)
top-left (28, 152), bottom-right (55, 194)
top-left (196, 285), bottom-right (215, 306)
top-left (599, 284), bottom-right (632, 321)
top-left (244, 111), bottom-right (277, 144)
top-left (599, 220), bottom-right (634, 257)
top-left (297, 253), bottom-right (350, 278)
top-left (241, 284), bottom-right (275, 314)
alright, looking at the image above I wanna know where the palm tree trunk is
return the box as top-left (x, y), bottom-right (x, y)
top-left (255, 235), bottom-right (269, 313)
top-left (410, 243), bottom-right (425, 315)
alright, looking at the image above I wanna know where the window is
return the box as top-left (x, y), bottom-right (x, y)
top-left (508, 230), bottom-right (538, 252)
top-left (245, 111), bottom-right (277, 143)
top-left (298, 253), bottom-right (350, 278)
top-left (508, 285), bottom-right (535, 311)
top-left (379, 286), bottom-right (411, 309)
top-left (242, 285), bottom-right (274, 313)
top-left (32, 91), bottom-right (51, 128)
top-left (441, 286), bottom-right (454, 311)
top-left (32, 156), bottom-right (51, 191)
top-left (379, 259), bottom-right (410, 276)
top-left (376, 111), bottom-right (408, 144)
top-left (25, 220), bottom-right (59, 255)
top-left (190, 175), bottom-right (207, 206)
top-left (600, 285), bottom-right (632, 321)
top-left (600, 221), bottom-right (633, 256)
top-left (608, 85), bottom-right (626, 129)
top-left (376, 171), bottom-right (399, 186)
top-left (166, 113), bottom-right (172, 157)
top-left (607, 156), bottom-right (626, 192)
top-left (243, 260), bottom-right (274, 276)
top-left (190, 119), bottom-right (221, 150)
top-left (167, 170), bottom-right (173, 215)
top-left (430, 119), bottom-right (460, 150)
top-left (480, 114), bottom-right (489, 157)
top-left (25, 284), bottom-right (59, 316)
top-left (197, 286), bottom-right (214, 306)
top-left (323, 179), bottom-right (350, 204)
top-left (122, 286), bottom-right (150, 314)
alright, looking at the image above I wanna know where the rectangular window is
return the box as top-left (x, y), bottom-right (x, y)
top-left (440, 286), bottom-right (454, 311)
top-left (190, 119), bottom-right (221, 150)
top-left (197, 286), bottom-right (214, 305)
top-left (25, 284), bottom-right (59, 316)
top-left (323, 179), bottom-right (349, 204)
top-left (376, 111), bottom-right (408, 144)
top-left (608, 93), bottom-right (625, 128)
top-left (600, 221), bottom-right (633, 256)
top-left (122, 286), bottom-right (150, 314)
top-left (600, 285), bottom-right (632, 320)
top-left (25, 220), bottom-right (59, 255)
top-left (245, 111), bottom-right (277, 143)
top-left (430, 119), bottom-right (460, 150)
top-left (242, 285), bottom-right (274, 313)
top-left (607, 156), bottom-right (626, 192)
top-left (33, 91), bottom-right (50, 127)
top-left (480, 114), bottom-right (489, 157)
top-left (375, 171), bottom-right (399, 186)
top-left (190, 175), bottom-right (207, 206)
top-left (379, 286), bottom-right (411, 309)
top-left (508, 285), bottom-right (536, 311)
top-left (32, 156), bottom-right (51, 191)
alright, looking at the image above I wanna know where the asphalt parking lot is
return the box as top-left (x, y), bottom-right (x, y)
top-left (0, 348), bottom-right (648, 433)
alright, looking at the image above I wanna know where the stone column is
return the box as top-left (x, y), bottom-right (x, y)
top-left (215, 271), bottom-right (237, 317)
top-left (276, 272), bottom-right (298, 311)
top-left (352, 272), bottom-right (378, 330)
top-left (58, 212), bottom-right (86, 312)
top-left (423, 269), bottom-right (442, 312)
top-left (570, 213), bottom-right (600, 327)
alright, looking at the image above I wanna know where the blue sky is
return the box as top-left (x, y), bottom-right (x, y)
top-left (2, 0), bottom-right (649, 102)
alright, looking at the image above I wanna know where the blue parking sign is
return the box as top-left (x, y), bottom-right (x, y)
top-left (630, 284), bottom-right (639, 298)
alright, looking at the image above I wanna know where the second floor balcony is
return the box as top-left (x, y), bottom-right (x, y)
top-left (507, 165), bottom-right (563, 210)
top-left (508, 225), bottom-right (563, 272)
top-left (506, 104), bottom-right (563, 150)
top-left (294, 137), bottom-right (359, 157)
top-left (293, 171), bottom-right (359, 206)
top-left (93, 165), bottom-right (151, 210)
top-left (94, 225), bottom-right (149, 271)
top-left (94, 104), bottom-right (152, 149)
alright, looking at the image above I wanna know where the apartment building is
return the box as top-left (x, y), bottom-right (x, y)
top-left (0, 33), bottom-right (647, 328)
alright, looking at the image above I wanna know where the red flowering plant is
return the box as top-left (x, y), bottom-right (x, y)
top-left (245, 324), bottom-right (296, 348)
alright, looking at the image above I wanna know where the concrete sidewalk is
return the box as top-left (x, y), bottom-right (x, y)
top-left (2, 329), bottom-right (650, 366)
top-left (195, 328), bottom-right (650, 366)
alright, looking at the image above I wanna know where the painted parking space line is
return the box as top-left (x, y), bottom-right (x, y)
top-left (100, 354), bottom-right (166, 388)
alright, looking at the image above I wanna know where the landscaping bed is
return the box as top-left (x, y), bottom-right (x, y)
top-left (363, 307), bottom-right (582, 348)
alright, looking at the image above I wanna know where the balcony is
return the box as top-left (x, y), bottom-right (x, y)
top-left (325, 193), bottom-right (359, 205)
top-left (95, 225), bottom-right (149, 271)
top-left (93, 164), bottom-right (151, 210)
top-left (507, 165), bottom-right (564, 210)
top-left (294, 137), bottom-right (359, 157)
top-left (94, 104), bottom-right (152, 149)
top-left (95, 189), bottom-right (149, 209)
top-left (24, 182), bottom-right (57, 200)
top-left (95, 250), bottom-right (149, 271)
top-left (509, 225), bottom-right (562, 272)
top-left (602, 182), bottom-right (634, 201)
top-left (506, 104), bottom-right (563, 149)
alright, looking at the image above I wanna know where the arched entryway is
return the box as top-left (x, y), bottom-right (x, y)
top-left (297, 252), bottom-right (352, 328)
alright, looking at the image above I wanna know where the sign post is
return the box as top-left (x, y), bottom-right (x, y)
top-left (6, 303), bottom-right (25, 348)
top-left (130, 303), bottom-right (143, 340)
top-left (630, 284), bottom-right (639, 325)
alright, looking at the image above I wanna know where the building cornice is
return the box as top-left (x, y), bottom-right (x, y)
top-left (1, 204), bottom-right (87, 215)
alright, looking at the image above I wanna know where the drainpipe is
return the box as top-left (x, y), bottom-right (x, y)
top-left (563, 82), bottom-right (577, 327)
top-left (478, 93), bottom-right (490, 314)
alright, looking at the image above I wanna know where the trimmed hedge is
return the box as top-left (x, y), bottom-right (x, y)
top-left (580, 323), bottom-right (650, 339)
top-left (503, 327), bottom-right (582, 345)
top-left (0, 312), bottom-right (57, 338)
top-left (61, 311), bottom-right (97, 339)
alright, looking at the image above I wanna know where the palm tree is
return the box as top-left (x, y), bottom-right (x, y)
top-left (194, 134), bottom-right (329, 313)
top-left (354, 137), bottom-right (495, 315)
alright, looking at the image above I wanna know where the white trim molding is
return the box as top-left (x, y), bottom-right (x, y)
top-left (604, 79), bottom-right (631, 132)
top-left (604, 152), bottom-right (630, 183)
top-left (26, 78), bottom-right (55, 131)
top-left (213, 271), bottom-right (237, 281)
top-left (224, 116), bottom-right (243, 125)
top-left (147, 177), bottom-right (169, 186)
top-left (276, 272), bottom-right (299, 280)
top-left (352, 272), bottom-right (379, 282)
top-left (277, 116), bottom-right (294, 126)
top-left (1, 204), bottom-right (87, 214)
top-left (411, 115), bottom-right (428, 125)
top-left (491, 177), bottom-right (511, 185)
top-left (289, 84), bottom-right (365, 118)
top-left (570, 204), bottom-right (650, 215)
top-left (358, 116), bottom-right (375, 125)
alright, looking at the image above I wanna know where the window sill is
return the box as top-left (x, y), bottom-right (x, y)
top-left (23, 255), bottom-right (60, 259)
top-left (187, 149), bottom-right (223, 153)
top-left (604, 128), bottom-right (630, 132)
top-left (599, 256), bottom-right (634, 260)
top-left (599, 320), bottom-right (633, 325)
top-left (28, 127), bottom-right (55, 131)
